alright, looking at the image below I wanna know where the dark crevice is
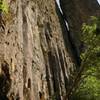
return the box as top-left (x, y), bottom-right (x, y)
top-left (45, 22), bottom-right (52, 42)
top-left (28, 78), bottom-right (31, 89)
top-left (0, 11), bottom-right (5, 31)
top-left (55, 1), bottom-right (81, 67)
top-left (58, 48), bottom-right (69, 92)
top-left (39, 91), bottom-right (42, 99)
top-left (48, 51), bottom-right (57, 92)
top-left (15, 93), bottom-right (20, 100)
top-left (45, 64), bottom-right (52, 96)
top-left (39, 91), bottom-right (45, 100)
top-left (0, 61), bottom-right (11, 100)
top-left (48, 51), bottom-right (61, 100)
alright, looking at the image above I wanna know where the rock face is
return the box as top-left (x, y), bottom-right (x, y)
top-left (0, 0), bottom-right (99, 100)
top-left (0, 0), bottom-right (76, 100)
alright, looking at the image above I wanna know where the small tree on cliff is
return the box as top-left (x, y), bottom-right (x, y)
top-left (68, 16), bottom-right (100, 99)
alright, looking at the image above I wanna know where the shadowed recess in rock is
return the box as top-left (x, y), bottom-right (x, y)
top-left (0, 61), bottom-right (11, 100)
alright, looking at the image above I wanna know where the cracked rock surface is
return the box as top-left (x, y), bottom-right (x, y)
top-left (0, 0), bottom-right (99, 100)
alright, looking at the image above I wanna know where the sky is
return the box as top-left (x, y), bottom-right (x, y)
top-left (97, 0), bottom-right (100, 4)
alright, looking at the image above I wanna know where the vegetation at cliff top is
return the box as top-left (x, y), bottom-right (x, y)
top-left (71, 16), bottom-right (100, 100)
top-left (0, 0), bottom-right (8, 14)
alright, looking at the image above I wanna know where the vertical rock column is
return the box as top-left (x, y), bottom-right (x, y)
top-left (0, 0), bottom-right (80, 99)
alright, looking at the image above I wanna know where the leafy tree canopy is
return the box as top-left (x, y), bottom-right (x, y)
top-left (71, 16), bottom-right (100, 100)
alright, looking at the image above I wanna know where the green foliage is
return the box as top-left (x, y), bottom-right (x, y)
top-left (0, 0), bottom-right (8, 14)
top-left (50, 92), bottom-right (59, 100)
top-left (81, 16), bottom-right (100, 68)
top-left (71, 17), bottom-right (100, 100)
top-left (72, 76), bottom-right (100, 100)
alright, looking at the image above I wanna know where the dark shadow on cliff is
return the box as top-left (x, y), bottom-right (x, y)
top-left (0, 61), bottom-right (11, 100)
top-left (55, 1), bottom-right (81, 67)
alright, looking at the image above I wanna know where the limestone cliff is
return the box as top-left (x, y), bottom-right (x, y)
top-left (0, 0), bottom-right (76, 100)
top-left (0, 0), bottom-right (99, 100)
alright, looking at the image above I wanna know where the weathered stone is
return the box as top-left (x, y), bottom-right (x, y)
top-left (0, 0), bottom-right (99, 100)
top-left (0, 0), bottom-right (76, 99)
